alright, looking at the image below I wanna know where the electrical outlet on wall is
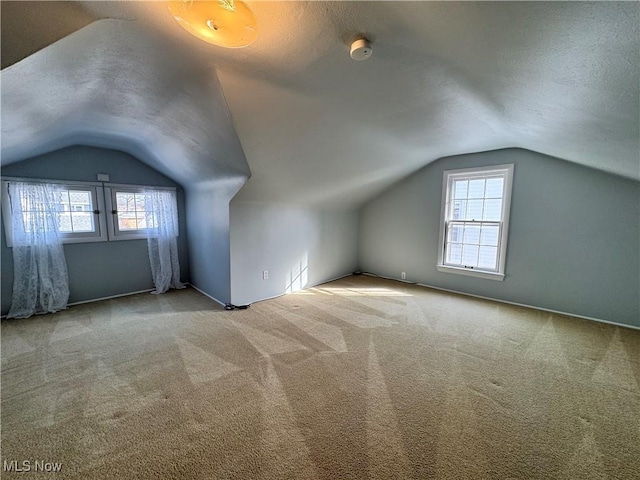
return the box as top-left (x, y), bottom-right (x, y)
top-left (401, 272), bottom-right (406, 280)
top-left (263, 270), bottom-right (269, 280)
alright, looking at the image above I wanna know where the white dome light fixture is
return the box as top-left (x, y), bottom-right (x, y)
top-left (350, 38), bottom-right (372, 61)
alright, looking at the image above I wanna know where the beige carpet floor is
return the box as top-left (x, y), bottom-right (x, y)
top-left (1, 275), bottom-right (639, 479)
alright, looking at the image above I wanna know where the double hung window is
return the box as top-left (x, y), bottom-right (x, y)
top-left (437, 164), bottom-right (514, 281)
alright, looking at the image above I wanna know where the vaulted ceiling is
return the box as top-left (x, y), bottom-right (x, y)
top-left (2, 1), bottom-right (638, 207)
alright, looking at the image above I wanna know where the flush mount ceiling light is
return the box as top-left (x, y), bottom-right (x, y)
top-left (168, 0), bottom-right (258, 48)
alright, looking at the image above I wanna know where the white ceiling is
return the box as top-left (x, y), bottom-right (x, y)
top-left (2, 1), bottom-right (638, 207)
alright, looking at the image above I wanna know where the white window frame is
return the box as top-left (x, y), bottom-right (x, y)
top-left (1, 178), bottom-right (107, 247)
top-left (437, 164), bottom-right (514, 281)
top-left (104, 184), bottom-right (177, 241)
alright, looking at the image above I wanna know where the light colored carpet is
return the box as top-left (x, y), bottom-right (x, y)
top-left (1, 275), bottom-right (639, 479)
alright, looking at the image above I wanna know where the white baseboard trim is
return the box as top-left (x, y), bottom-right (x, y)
top-left (1, 284), bottom-right (218, 319)
top-left (2, 288), bottom-right (156, 319)
top-left (237, 272), bottom-right (355, 306)
top-left (240, 291), bottom-right (287, 305)
top-left (362, 272), bottom-right (413, 284)
top-left (67, 289), bottom-right (155, 307)
top-left (187, 283), bottom-right (226, 307)
top-left (361, 272), bottom-right (640, 331)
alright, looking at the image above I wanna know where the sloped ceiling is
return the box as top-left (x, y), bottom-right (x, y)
top-left (2, 1), bottom-right (638, 207)
top-left (1, 17), bottom-right (250, 187)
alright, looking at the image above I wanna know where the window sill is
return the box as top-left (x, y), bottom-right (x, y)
top-left (108, 234), bottom-right (149, 241)
top-left (437, 265), bottom-right (505, 281)
top-left (61, 235), bottom-right (109, 245)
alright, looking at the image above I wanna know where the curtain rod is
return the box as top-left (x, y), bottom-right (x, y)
top-left (1, 177), bottom-right (178, 191)
top-left (1, 176), bottom-right (103, 187)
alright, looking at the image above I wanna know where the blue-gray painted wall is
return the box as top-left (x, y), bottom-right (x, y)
top-left (1, 146), bottom-right (189, 315)
top-left (359, 148), bottom-right (640, 327)
top-left (186, 179), bottom-right (247, 305)
top-left (230, 202), bottom-right (359, 306)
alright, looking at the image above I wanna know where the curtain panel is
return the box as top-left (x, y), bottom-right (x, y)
top-left (144, 189), bottom-right (184, 294)
top-left (7, 181), bottom-right (69, 318)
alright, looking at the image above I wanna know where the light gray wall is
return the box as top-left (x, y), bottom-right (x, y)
top-left (1, 146), bottom-right (189, 315)
top-left (186, 179), bottom-right (246, 305)
top-left (230, 202), bottom-right (359, 306)
top-left (359, 148), bottom-right (640, 327)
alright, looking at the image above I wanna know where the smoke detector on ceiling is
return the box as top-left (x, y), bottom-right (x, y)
top-left (350, 38), bottom-right (372, 61)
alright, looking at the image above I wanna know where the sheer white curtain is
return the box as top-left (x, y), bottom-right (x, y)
top-left (145, 189), bottom-right (185, 294)
top-left (7, 182), bottom-right (70, 318)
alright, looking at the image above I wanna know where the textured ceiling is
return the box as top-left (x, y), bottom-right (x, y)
top-left (1, 1), bottom-right (638, 207)
top-left (1, 16), bottom-right (250, 188)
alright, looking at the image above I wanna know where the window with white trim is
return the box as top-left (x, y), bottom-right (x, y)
top-left (437, 164), bottom-right (514, 281)
top-left (2, 179), bottom-right (179, 246)
top-left (104, 186), bottom-right (176, 240)
top-left (1, 180), bottom-right (107, 247)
